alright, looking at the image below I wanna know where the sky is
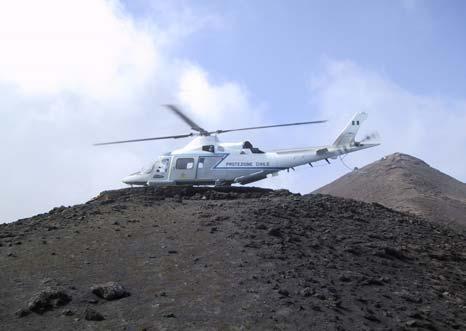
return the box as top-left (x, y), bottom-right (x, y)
top-left (1, 0), bottom-right (465, 222)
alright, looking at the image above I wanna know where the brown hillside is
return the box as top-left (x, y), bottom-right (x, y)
top-left (315, 153), bottom-right (466, 229)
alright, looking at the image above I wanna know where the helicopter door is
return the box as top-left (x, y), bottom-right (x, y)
top-left (171, 157), bottom-right (196, 181)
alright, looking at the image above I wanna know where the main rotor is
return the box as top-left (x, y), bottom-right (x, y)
top-left (94, 105), bottom-right (327, 146)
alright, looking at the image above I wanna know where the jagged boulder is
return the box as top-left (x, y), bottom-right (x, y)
top-left (91, 282), bottom-right (130, 300)
top-left (27, 287), bottom-right (71, 314)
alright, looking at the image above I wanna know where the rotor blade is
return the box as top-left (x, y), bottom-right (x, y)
top-left (164, 104), bottom-right (208, 134)
top-left (210, 120), bottom-right (327, 135)
top-left (94, 133), bottom-right (194, 146)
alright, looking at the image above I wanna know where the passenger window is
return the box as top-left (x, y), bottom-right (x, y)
top-left (198, 157), bottom-right (204, 169)
top-left (176, 158), bottom-right (194, 170)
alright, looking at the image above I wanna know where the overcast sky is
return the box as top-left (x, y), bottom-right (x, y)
top-left (1, 0), bottom-right (465, 222)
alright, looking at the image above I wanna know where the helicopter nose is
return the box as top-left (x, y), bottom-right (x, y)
top-left (122, 174), bottom-right (149, 186)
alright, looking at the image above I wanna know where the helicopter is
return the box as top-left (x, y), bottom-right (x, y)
top-left (94, 105), bottom-right (380, 187)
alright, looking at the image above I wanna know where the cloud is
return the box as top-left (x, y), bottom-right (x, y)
top-left (0, 0), bottom-right (158, 100)
top-left (177, 65), bottom-right (261, 128)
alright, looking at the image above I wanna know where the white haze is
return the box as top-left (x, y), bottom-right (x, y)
top-left (0, 0), bottom-right (263, 222)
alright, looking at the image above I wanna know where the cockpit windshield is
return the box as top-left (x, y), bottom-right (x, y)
top-left (131, 158), bottom-right (171, 177)
top-left (141, 161), bottom-right (157, 174)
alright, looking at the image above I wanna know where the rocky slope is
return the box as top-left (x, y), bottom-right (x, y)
top-left (1, 186), bottom-right (465, 330)
top-left (315, 153), bottom-right (466, 230)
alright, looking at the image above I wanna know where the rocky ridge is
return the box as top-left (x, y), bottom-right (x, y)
top-left (0, 186), bottom-right (465, 330)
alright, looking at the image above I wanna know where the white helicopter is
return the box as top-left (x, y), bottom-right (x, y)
top-left (95, 105), bottom-right (380, 186)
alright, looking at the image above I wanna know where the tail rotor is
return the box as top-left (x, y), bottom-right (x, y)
top-left (359, 131), bottom-right (381, 145)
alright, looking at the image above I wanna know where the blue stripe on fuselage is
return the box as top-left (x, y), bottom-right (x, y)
top-left (204, 153), bottom-right (286, 170)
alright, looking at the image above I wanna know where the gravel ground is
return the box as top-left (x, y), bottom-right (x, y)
top-left (1, 186), bottom-right (465, 330)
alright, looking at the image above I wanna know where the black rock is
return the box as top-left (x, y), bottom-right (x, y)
top-left (15, 308), bottom-right (30, 318)
top-left (27, 287), bottom-right (72, 314)
top-left (338, 274), bottom-right (352, 282)
top-left (84, 307), bottom-right (105, 321)
top-left (299, 287), bottom-right (313, 297)
top-left (268, 227), bottom-right (282, 237)
top-left (61, 309), bottom-right (74, 316)
top-left (362, 277), bottom-right (385, 286)
top-left (405, 319), bottom-right (437, 330)
top-left (375, 246), bottom-right (410, 260)
top-left (91, 282), bottom-right (130, 300)
top-left (395, 289), bottom-right (422, 303)
top-left (364, 313), bottom-right (381, 323)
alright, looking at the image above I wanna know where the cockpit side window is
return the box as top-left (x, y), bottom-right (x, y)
top-left (159, 158), bottom-right (170, 173)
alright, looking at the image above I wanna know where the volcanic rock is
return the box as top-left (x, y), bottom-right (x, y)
top-left (26, 287), bottom-right (71, 314)
top-left (61, 309), bottom-right (74, 316)
top-left (267, 227), bottom-right (282, 237)
top-left (0, 186), bottom-right (465, 330)
top-left (314, 153), bottom-right (466, 229)
top-left (91, 282), bottom-right (130, 300)
top-left (15, 308), bottom-right (30, 318)
top-left (83, 307), bottom-right (104, 321)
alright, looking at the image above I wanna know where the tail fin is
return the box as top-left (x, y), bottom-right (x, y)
top-left (333, 112), bottom-right (368, 146)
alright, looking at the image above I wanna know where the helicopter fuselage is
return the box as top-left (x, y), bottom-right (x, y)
top-left (122, 135), bottom-right (378, 187)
